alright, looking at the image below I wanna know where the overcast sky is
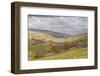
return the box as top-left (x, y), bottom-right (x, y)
top-left (28, 15), bottom-right (88, 35)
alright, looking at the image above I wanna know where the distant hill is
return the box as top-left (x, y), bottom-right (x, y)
top-left (29, 29), bottom-right (71, 38)
top-left (29, 31), bottom-right (66, 42)
top-left (29, 29), bottom-right (87, 43)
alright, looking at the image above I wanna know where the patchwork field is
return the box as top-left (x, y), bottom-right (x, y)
top-left (28, 31), bottom-right (88, 60)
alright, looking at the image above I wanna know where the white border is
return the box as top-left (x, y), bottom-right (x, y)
top-left (20, 6), bottom-right (95, 70)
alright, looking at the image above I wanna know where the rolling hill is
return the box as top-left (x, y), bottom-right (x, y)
top-left (29, 29), bottom-right (71, 38)
top-left (28, 30), bottom-right (88, 60)
top-left (29, 31), bottom-right (66, 42)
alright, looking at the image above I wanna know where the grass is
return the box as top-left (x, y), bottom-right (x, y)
top-left (28, 31), bottom-right (88, 60)
top-left (29, 31), bottom-right (66, 42)
top-left (38, 47), bottom-right (88, 60)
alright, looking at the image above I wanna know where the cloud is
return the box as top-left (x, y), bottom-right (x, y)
top-left (28, 15), bottom-right (88, 35)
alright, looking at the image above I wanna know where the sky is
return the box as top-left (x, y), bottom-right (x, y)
top-left (28, 15), bottom-right (88, 35)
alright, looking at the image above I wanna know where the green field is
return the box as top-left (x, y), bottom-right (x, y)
top-left (28, 31), bottom-right (88, 60)
top-left (38, 47), bottom-right (87, 60)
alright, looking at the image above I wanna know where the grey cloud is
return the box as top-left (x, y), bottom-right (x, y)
top-left (28, 15), bottom-right (88, 35)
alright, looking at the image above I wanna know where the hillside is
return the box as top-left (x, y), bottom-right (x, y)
top-left (38, 47), bottom-right (87, 60)
top-left (28, 31), bottom-right (88, 60)
top-left (29, 29), bottom-right (70, 38)
top-left (29, 31), bottom-right (87, 42)
top-left (29, 31), bottom-right (66, 42)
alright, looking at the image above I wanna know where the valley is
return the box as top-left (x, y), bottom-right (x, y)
top-left (28, 30), bottom-right (88, 60)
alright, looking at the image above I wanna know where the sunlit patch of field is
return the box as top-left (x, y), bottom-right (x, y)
top-left (38, 47), bottom-right (88, 60)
